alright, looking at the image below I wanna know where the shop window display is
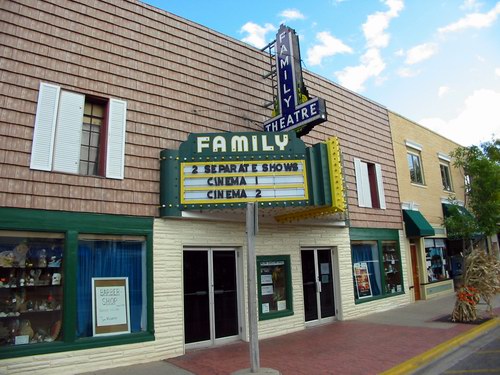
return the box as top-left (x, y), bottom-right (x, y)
top-left (77, 236), bottom-right (147, 337)
top-left (352, 240), bottom-right (403, 301)
top-left (0, 232), bottom-right (63, 347)
top-left (425, 239), bottom-right (449, 282)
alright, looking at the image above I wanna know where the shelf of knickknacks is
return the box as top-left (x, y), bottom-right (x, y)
top-left (0, 269), bottom-right (62, 288)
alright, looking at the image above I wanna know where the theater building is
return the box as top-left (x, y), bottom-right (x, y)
top-left (0, 1), bottom-right (408, 373)
top-left (389, 111), bottom-right (465, 300)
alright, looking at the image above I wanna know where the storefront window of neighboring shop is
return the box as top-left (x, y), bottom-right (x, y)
top-left (425, 238), bottom-right (449, 282)
top-left (257, 256), bottom-right (293, 320)
top-left (77, 235), bottom-right (147, 337)
top-left (352, 240), bottom-right (403, 302)
top-left (0, 231), bottom-right (64, 347)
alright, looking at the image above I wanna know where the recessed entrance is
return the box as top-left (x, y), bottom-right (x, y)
top-left (183, 248), bottom-right (241, 347)
top-left (301, 248), bottom-right (336, 324)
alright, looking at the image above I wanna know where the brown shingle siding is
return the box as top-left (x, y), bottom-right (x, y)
top-left (0, 0), bottom-right (401, 225)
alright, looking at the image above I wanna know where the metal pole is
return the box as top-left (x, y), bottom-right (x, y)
top-left (246, 202), bottom-right (260, 372)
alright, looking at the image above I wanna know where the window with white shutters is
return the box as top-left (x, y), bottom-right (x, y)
top-left (354, 158), bottom-right (386, 209)
top-left (30, 82), bottom-right (127, 179)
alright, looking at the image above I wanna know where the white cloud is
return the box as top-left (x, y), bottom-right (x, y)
top-left (306, 31), bottom-right (353, 66)
top-left (460, 0), bottom-right (483, 11)
top-left (405, 43), bottom-right (439, 65)
top-left (438, 2), bottom-right (500, 34)
top-left (495, 67), bottom-right (500, 77)
top-left (397, 67), bottom-right (420, 78)
top-left (334, 0), bottom-right (403, 92)
top-left (240, 22), bottom-right (276, 49)
top-left (362, 0), bottom-right (404, 48)
top-left (419, 89), bottom-right (500, 146)
top-left (438, 86), bottom-right (450, 97)
top-left (279, 9), bottom-right (305, 21)
top-left (335, 48), bottom-right (386, 92)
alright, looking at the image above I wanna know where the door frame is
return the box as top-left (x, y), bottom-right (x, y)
top-left (410, 243), bottom-right (421, 300)
top-left (183, 247), bottom-right (244, 349)
top-left (301, 247), bottom-right (339, 326)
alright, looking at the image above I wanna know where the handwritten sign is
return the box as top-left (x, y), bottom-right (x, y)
top-left (92, 277), bottom-right (130, 336)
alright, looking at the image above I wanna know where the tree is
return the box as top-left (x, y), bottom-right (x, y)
top-left (447, 139), bottom-right (500, 322)
top-left (449, 139), bottom-right (500, 239)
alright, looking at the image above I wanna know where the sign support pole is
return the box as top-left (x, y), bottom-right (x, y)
top-left (246, 202), bottom-right (260, 372)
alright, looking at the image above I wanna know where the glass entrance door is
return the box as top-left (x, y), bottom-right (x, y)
top-left (301, 248), bottom-right (336, 323)
top-left (183, 249), bottom-right (240, 346)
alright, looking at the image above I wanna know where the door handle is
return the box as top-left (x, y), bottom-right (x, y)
top-left (316, 280), bottom-right (322, 293)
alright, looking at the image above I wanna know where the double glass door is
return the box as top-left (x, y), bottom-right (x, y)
top-left (301, 248), bottom-right (336, 324)
top-left (183, 248), bottom-right (240, 346)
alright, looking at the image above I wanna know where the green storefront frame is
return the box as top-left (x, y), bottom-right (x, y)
top-left (350, 228), bottom-right (405, 303)
top-left (0, 207), bottom-right (154, 359)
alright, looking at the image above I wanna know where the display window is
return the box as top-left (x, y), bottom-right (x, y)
top-left (351, 237), bottom-right (403, 302)
top-left (0, 231), bottom-right (64, 347)
top-left (77, 235), bottom-right (147, 338)
top-left (0, 208), bottom-right (154, 359)
top-left (257, 255), bottom-right (293, 320)
top-left (425, 239), bottom-right (449, 282)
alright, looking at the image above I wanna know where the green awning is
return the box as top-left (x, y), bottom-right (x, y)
top-left (442, 203), bottom-right (474, 218)
top-left (403, 209), bottom-right (435, 237)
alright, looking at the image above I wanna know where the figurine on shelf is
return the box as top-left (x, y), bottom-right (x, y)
top-left (38, 249), bottom-right (47, 268)
top-left (48, 256), bottom-right (61, 268)
top-left (30, 269), bottom-right (41, 285)
top-left (8, 270), bottom-right (17, 288)
top-left (0, 250), bottom-right (15, 267)
top-left (13, 242), bottom-right (29, 268)
top-left (19, 319), bottom-right (34, 341)
top-left (52, 273), bottom-right (61, 285)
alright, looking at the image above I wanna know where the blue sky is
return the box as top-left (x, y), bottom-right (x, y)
top-left (144, 0), bottom-right (500, 146)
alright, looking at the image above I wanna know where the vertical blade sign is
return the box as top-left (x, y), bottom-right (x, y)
top-left (263, 25), bottom-right (327, 137)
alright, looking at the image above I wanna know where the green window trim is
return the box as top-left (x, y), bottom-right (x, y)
top-left (0, 207), bottom-right (155, 360)
top-left (256, 255), bottom-right (293, 321)
top-left (350, 228), bottom-right (405, 304)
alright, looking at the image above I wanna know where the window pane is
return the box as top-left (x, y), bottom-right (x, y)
top-left (259, 260), bottom-right (287, 313)
top-left (90, 132), bottom-right (100, 147)
top-left (79, 161), bottom-right (88, 175)
top-left (440, 164), bottom-right (452, 191)
top-left (81, 146), bottom-right (89, 160)
top-left (407, 153), bottom-right (423, 184)
top-left (352, 242), bottom-right (381, 299)
top-left (76, 237), bottom-right (147, 338)
top-left (426, 245), bottom-right (448, 282)
top-left (89, 148), bottom-right (98, 163)
top-left (382, 242), bottom-right (402, 294)
top-left (0, 232), bottom-right (64, 347)
top-left (80, 100), bottom-right (105, 176)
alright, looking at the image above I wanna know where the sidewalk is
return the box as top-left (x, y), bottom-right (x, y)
top-left (83, 294), bottom-right (500, 375)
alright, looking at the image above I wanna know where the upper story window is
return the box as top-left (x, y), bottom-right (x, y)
top-left (30, 82), bottom-right (127, 179)
top-left (407, 152), bottom-right (424, 185)
top-left (81, 100), bottom-right (105, 176)
top-left (405, 140), bottom-right (424, 185)
top-left (440, 163), bottom-right (453, 191)
top-left (438, 153), bottom-right (453, 192)
top-left (353, 158), bottom-right (386, 209)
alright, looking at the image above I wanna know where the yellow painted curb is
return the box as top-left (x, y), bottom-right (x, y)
top-left (380, 317), bottom-right (500, 375)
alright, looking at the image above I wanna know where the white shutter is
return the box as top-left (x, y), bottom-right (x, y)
top-left (30, 83), bottom-right (60, 171)
top-left (375, 163), bottom-right (386, 209)
top-left (106, 98), bottom-right (127, 179)
top-left (52, 91), bottom-right (85, 174)
top-left (354, 158), bottom-right (372, 208)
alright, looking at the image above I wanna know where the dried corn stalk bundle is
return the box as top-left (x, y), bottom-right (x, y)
top-left (451, 249), bottom-right (500, 322)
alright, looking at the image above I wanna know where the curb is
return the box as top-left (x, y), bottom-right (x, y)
top-left (380, 317), bottom-right (500, 375)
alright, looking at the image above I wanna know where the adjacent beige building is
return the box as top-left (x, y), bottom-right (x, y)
top-left (390, 111), bottom-right (466, 300)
